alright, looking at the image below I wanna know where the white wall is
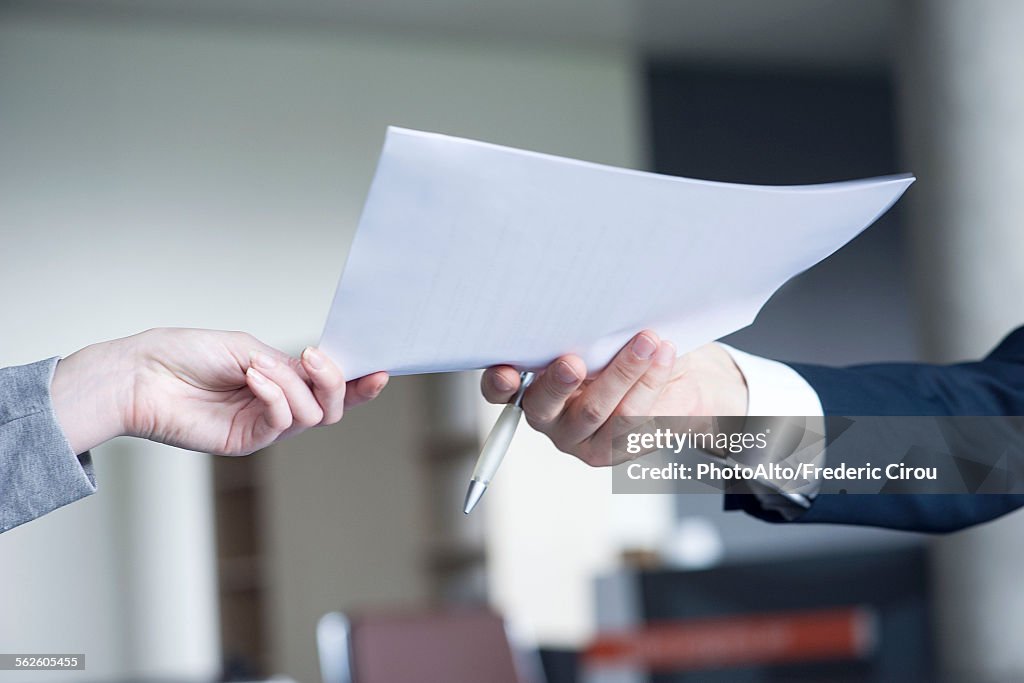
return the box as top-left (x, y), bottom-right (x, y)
top-left (484, 415), bottom-right (678, 648)
top-left (896, 2), bottom-right (1024, 678)
top-left (0, 8), bottom-right (641, 680)
top-left (260, 377), bottom-right (435, 683)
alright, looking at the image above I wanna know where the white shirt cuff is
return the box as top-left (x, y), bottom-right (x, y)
top-left (717, 344), bottom-right (823, 418)
top-left (717, 344), bottom-right (826, 514)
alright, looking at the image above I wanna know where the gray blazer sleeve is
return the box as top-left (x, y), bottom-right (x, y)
top-left (1, 357), bottom-right (97, 533)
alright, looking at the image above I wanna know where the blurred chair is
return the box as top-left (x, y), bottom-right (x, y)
top-left (317, 609), bottom-right (523, 683)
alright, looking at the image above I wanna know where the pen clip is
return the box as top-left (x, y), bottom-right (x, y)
top-left (512, 371), bottom-right (535, 408)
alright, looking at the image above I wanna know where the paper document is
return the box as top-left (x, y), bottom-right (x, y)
top-left (320, 127), bottom-right (913, 378)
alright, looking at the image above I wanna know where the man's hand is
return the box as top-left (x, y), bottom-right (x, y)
top-left (51, 328), bottom-right (389, 455)
top-left (481, 331), bottom-right (748, 466)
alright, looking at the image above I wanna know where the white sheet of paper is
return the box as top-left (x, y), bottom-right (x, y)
top-left (320, 127), bottom-right (913, 379)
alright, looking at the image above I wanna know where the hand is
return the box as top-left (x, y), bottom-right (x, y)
top-left (481, 331), bottom-right (747, 466)
top-left (51, 328), bottom-right (389, 455)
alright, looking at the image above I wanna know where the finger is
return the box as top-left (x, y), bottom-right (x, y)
top-left (593, 341), bottom-right (677, 464)
top-left (250, 350), bottom-right (324, 428)
top-left (481, 366), bottom-right (521, 404)
top-left (560, 331), bottom-right (659, 445)
top-left (345, 371), bottom-right (390, 409)
top-left (612, 341), bottom-right (677, 418)
top-left (521, 355), bottom-right (587, 428)
top-left (245, 367), bottom-right (293, 436)
top-left (300, 346), bottom-right (347, 424)
top-left (233, 332), bottom-right (301, 379)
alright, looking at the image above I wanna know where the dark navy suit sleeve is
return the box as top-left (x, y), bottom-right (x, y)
top-left (726, 327), bottom-right (1024, 533)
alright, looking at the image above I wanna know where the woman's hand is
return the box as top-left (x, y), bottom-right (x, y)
top-left (480, 331), bottom-right (747, 466)
top-left (51, 328), bottom-right (389, 455)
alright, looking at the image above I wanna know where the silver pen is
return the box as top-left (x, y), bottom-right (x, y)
top-left (463, 371), bottom-right (535, 514)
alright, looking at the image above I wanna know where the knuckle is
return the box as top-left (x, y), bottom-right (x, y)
top-left (611, 359), bottom-right (640, 385)
top-left (299, 411), bottom-right (324, 428)
top-left (525, 408), bottom-right (558, 429)
top-left (637, 373), bottom-right (664, 394)
top-left (544, 379), bottom-right (572, 401)
top-left (578, 399), bottom-right (607, 426)
top-left (615, 399), bottom-right (642, 419)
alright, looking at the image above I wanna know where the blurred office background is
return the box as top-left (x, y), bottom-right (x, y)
top-left (1, 0), bottom-right (1023, 681)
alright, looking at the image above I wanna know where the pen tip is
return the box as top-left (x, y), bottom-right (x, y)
top-left (463, 479), bottom-right (488, 514)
